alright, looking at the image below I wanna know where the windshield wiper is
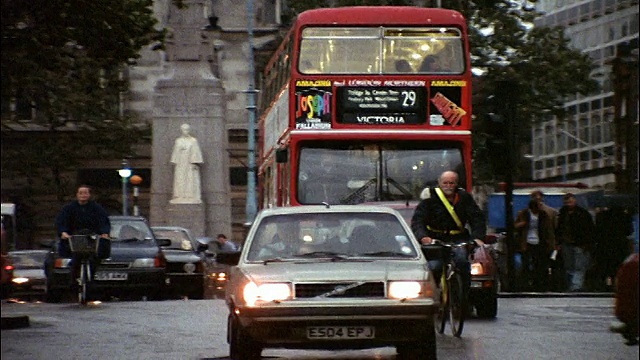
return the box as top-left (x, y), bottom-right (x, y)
top-left (340, 178), bottom-right (376, 204)
top-left (356, 251), bottom-right (413, 257)
top-left (296, 251), bottom-right (350, 261)
top-left (384, 177), bottom-right (414, 200)
top-left (262, 257), bottom-right (286, 265)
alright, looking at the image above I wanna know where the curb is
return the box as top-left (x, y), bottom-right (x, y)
top-left (1, 315), bottom-right (30, 330)
top-left (499, 292), bottom-right (614, 298)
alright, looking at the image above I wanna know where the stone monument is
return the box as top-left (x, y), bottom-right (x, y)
top-left (149, 0), bottom-right (231, 238)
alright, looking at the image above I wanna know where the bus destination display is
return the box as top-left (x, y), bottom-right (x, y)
top-left (336, 87), bottom-right (426, 125)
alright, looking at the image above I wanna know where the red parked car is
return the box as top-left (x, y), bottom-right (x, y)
top-left (1, 223), bottom-right (15, 298)
top-left (614, 252), bottom-right (639, 345)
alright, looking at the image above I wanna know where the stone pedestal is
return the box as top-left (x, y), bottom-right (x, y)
top-left (166, 203), bottom-right (205, 238)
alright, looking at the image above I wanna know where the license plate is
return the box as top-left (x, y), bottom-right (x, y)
top-left (95, 272), bottom-right (128, 281)
top-left (307, 326), bottom-right (374, 339)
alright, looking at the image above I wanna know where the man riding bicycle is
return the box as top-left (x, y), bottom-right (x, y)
top-left (55, 185), bottom-right (111, 285)
top-left (410, 171), bottom-right (486, 293)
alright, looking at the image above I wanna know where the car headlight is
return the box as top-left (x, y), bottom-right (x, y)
top-left (132, 258), bottom-right (156, 268)
top-left (470, 262), bottom-right (484, 276)
top-left (12, 277), bottom-right (30, 284)
top-left (388, 281), bottom-right (422, 299)
top-left (243, 282), bottom-right (291, 306)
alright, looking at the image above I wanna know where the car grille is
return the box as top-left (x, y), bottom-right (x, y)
top-left (294, 282), bottom-right (385, 298)
top-left (99, 262), bottom-right (130, 269)
top-left (166, 262), bottom-right (201, 273)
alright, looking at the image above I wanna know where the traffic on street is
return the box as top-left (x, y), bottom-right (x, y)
top-left (1, 296), bottom-right (637, 360)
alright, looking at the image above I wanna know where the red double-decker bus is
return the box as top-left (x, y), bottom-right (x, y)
top-left (257, 6), bottom-right (472, 209)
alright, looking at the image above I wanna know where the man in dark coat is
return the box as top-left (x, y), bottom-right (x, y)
top-left (556, 193), bottom-right (595, 292)
top-left (594, 205), bottom-right (634, 290)
top-left (411, 170), bottom-right (486, 291)
top-left (56, 185), bottom-right (111, 245)
top-left (54, 185), bottom-right (111, 283)
top-left (514, 199), bottom-right (556, 291)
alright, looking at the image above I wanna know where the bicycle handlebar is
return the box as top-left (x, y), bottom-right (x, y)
top-left (429, 239), bottom-right (476, 248)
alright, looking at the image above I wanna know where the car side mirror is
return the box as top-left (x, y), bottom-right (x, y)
top-left (275, 148), bottom-right (288, 163)
top-left (197, 242), bottom-right (208, 252)
top-left (483, 234), bottom-right (498, 245)
top-left (421, 244), bottom-right (444, 261)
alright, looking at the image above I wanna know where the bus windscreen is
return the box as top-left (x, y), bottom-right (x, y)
top-left (296, 142), bottom-right (464, 205)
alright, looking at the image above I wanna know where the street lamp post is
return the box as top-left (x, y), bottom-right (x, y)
top-left (117, 159), bottom-right (132, 216)
top-left (130, 175), bottom-right (143, 216)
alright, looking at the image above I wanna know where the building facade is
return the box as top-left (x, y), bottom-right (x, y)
top-left (531, 0), bottom-right (638, 191)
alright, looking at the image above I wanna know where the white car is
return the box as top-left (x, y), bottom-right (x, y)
top-left (217, 205), bottom-right (439, 360)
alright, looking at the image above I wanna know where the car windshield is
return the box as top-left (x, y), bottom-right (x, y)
top-left (246, 212), bottom-right (418, 262)
top-left (110, 222), bottom-right (154, 241)
top-left (9, 251), bottom-right (48, 269)
top-left (152, 229), bottom-right (193, 250)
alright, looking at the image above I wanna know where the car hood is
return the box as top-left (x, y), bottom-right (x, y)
top-left (161, 250), bottom-right (202, 263)
top-left (105, 240), bottom-right (160, 260)
top-left (241, 260), bottom-right (430, 283)
top-left (13, 269), bottom-right (47, 280)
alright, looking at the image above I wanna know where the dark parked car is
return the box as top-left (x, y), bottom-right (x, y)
top-left (46, 216), bottom-right (170, 302)
top-left (8, 250), bottom-right (49, 301)
top-left (151, 226), bottom-right (212, 299)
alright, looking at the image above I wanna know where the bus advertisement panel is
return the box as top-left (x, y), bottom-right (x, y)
top-left (257, 6), bottom-right (472, 209)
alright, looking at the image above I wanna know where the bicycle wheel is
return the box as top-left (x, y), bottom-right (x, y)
top-left (78, 261), bottom-right (88, 305)
top-left (435, 272), bottom-right (448, 334)
top-left (448, 271), bottom-right (466, 337)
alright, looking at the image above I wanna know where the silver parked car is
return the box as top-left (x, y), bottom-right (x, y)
top-left (8, 250), bottom-right (49, 301)
top-left (217, 205), bottom-right (439, 360)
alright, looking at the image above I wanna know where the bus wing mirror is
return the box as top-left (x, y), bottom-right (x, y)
top-left (275, 148), bottom-right (288, 163)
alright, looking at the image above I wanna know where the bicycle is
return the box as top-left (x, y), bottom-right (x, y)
top-left (67, 234), bottom-right (102, 305)
top-left (429, 238), bottom-right (475, 337)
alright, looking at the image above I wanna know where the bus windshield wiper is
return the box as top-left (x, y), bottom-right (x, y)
top-left (340, 178), bottom-right (376, 204)
top-left (385, 177), bottom-right (414, 200)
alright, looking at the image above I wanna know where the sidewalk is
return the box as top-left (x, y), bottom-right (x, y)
top-left (499, 291), bottom-right (614, 298)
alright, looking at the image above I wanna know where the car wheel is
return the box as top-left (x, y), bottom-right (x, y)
top-left (396, 323), bottom-right (437, 360)
top-left (189, 286), bottom-right (204, 300)
top-left (475, 295), bottom-right (498, 319)
top-left (229, 315), bottom-right (261, 360)
top-left (46, 288), bottom-right (63, 303)
top-left (0, 284), bottom-right (11, 299)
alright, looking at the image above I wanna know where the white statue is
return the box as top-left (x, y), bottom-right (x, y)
top-left (170, 123), bottom-right (204, 204)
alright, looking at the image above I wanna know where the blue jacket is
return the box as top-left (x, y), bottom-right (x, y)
top-left (55, 201), bottom-right (111, 237)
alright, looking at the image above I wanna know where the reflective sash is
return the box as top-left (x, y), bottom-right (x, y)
top-left (435, 188), bottom-right (464, 231)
